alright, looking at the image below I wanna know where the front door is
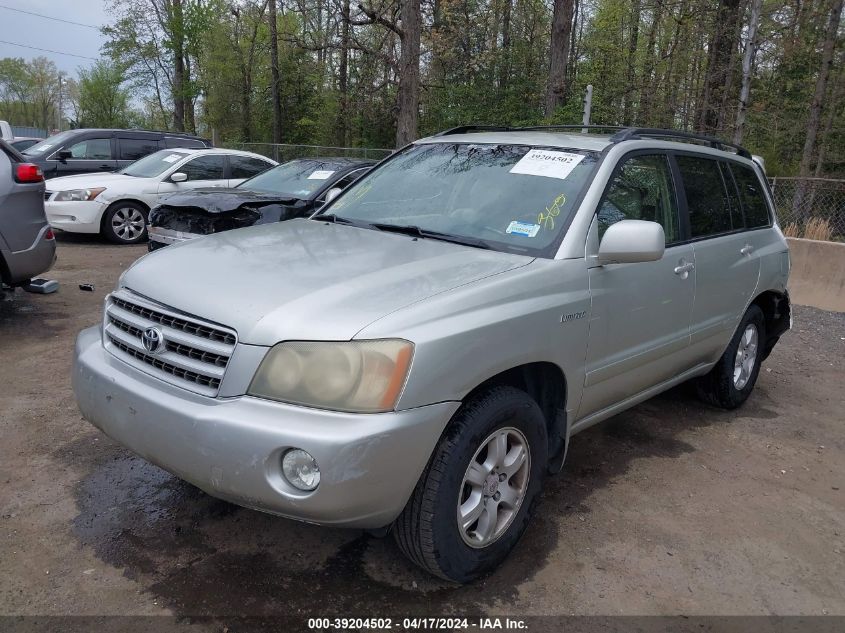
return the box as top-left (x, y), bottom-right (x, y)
top-left (157, 154), bottom-right (228, 199)
top-left (579, 153), bottom-right (695, 419)
top-left (54, 137), bottom-right (117, 177)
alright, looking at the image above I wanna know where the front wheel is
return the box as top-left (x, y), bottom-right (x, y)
top-left (102, 201), bottom-right (148, 244)
top-left (696, 304), bottom-right (766, 409)
top-left (394, 386), bottom-right (547, 583)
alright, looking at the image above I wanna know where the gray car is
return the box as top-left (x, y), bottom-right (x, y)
top-left (72, 126), bottom-right (791, 582)
top-left (0, 140), bottom-right (56, 287)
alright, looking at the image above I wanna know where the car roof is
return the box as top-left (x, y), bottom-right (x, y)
top-left (167, 148), bottom-right (276, 160)
top-left (417, 126), bottom-right (755, 163)
top-left (419, 131), bottom-right (613, 152)
top-left (287, 156), bottom-right (376, 167)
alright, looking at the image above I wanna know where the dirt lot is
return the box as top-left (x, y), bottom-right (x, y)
top-left (1, 235), bottom-right (844, 627)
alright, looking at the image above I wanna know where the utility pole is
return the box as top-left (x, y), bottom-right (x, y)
top-left (581, 84), bottom-right (592, 133)
top-left (57, 73), bottom-right (64, 132)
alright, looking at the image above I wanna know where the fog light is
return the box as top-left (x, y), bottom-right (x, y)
top-left (282, 449), bottom-right (320, 491)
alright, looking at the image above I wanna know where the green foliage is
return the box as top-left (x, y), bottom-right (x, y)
top-left (77, 61), bottom-right (133, 128)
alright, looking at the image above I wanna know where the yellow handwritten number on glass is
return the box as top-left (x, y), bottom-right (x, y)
top-left (538, 193), bottom-right (566, 230)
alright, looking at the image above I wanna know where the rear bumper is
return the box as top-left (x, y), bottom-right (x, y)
top-left (0, 224), bottom-right (56, 285)
top-left (73, 326), bottom-right (459, 529)
top-left (45, 199), bottom-right (105, 234)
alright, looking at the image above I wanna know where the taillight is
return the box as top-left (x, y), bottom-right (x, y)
top-left (45, 229), bottom-right (55, 240)
top-left (15, 163), bottom-right (44, 183)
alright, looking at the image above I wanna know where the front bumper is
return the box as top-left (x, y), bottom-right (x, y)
top-left (45, 198), bottom-right (106, 234)
top-left (147, 225), bottom-right (200, 250)
top-left (73, 326), bottom-right (458, 529)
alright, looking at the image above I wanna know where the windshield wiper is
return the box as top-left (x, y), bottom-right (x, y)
top-left (370, 223), bottom-right (490, 249)
top-left (314, 213), bottom-right (375, 229)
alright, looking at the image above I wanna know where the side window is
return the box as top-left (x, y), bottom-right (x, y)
top-left (179, 155), bottom-right (225, 181)
top-left (676, 155), bottom-right (737, 238)
top-left (730, 163), bottom-right (771, 228)
top-left (597, 154), bottom-right (680, 244)
top-left (119, 138), bottom-right (160, 161)
top-left (67, 138), bottom-right (112, 160)
top-left (230, 155), bottom-right (272, 179)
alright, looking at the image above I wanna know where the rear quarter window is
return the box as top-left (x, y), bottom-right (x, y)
top-left (730, 163), bottom-right (771, 228)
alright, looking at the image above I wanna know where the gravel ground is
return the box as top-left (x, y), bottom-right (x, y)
top-left (1, 234), bottom-right (843, 629)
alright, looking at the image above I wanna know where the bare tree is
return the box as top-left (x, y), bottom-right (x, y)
top-left (733, 0), bottom-right (762, 144)
top-left (545, 0), bottom-right (575, 117)
top-left (269, 0), bottom-right (283, 143)
top-left (697, 0), bottom-right (742, 134)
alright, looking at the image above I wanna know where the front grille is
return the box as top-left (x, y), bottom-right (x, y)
top-left (44, 191), bottom-right (53, 201)
top-left (104, 292), bottom-right (237, 396)
top-left (111, 296), bottom-right (235, 345)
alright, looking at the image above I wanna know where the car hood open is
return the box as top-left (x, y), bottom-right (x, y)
top-left (157, 188), bottom-right (300, 213)
top-left (122, 218), bottom-right (533, 345)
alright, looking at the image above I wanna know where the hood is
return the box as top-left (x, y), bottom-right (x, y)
top-left (122, 218), bottom-right (532, 345)
top-left (45, 172), bottom-right (134, 191)
top-left (157, 188), bottom-right (299, 213)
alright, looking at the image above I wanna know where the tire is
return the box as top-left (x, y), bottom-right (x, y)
top-left (696, 304), bottom-right (766, 409)
top-left (102, 201), bottom-right (148, 244)
top-left (394, 386), bottom-right (548, 583)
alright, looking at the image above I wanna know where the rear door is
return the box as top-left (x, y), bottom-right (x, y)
top-left (116, 136), bottom-right (161, 170)
top-left (54, 134), bottom-right (117, 177)
top-left (579, 152), bottom-right (696, 418)
top-left (675, 154), bottom-right (761, 363)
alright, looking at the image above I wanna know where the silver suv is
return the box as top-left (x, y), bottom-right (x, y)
top-left (0, 140), bottom-right (56, 288)
top-left (73, 127), bottom-right (791, 582)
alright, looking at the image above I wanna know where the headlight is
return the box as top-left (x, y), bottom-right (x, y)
top-left (54, 187), bottom-right (106, 201)
top-left (248, 339), bottom-right (414, 413)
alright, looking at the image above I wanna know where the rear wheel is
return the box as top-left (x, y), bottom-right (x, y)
top-left (696, 304), bottom-right (766, 409)
top-left (394, 386), bottom-right (547, 583)
top-left (102, 201), bottom-right (148, 244)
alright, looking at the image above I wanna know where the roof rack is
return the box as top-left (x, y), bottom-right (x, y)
top-left (432, 124), bottom-right (752, 159)
top-left (434, 124), bottom-right (625, 136)
top-left (609, 127), bottom-right (752, 159)
top-left (126, 128), bottom-right (206, 138)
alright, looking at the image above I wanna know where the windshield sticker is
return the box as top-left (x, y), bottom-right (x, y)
top-left (537, 193), bottom-right (566, 230)
top-left (161, 154), bottom-right (181, 163)
top-left (509, 150), bottom-right (585, 180)
top-left (308, 170), bottom-right (335, 180)
top-left (506, 221), bottom-right (541, 237)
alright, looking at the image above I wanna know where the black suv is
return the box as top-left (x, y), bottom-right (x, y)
top-left (22, 129), bottom-right (212, 179)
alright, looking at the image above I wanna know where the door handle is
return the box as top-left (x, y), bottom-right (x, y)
top-left (674, 262), bottom-right (695, 276)
top-left (740, 244), bottom-right (754, 256)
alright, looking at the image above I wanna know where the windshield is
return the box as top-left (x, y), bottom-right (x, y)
top-left (120, 150), bottom-right (189, 178)
top-left (22, 130), bottom-right (77, 157)
top-left (239, 159), bottom-right (341, 197)
top-left (320, 142), bottom-right (599, 256)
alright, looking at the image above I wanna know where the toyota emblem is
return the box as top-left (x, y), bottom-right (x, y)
top-left (141, 327), bottom-right (164, 353)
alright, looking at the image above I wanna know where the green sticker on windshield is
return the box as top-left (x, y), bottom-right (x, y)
top-left (537, 193), bottom-right (566, 230)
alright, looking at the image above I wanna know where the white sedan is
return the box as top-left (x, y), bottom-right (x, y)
top-left (45, 148), bottom-right (276, 244)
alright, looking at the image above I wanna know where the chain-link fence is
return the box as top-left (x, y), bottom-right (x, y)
top-left (768, 177), bottom-right (845, 242)
top-left (225, 142), bottom-right (393, 163)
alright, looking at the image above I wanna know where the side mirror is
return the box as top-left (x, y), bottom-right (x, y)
top-left (170, 172), bottom-right (188, 183)
top-left (598, 220), bottom-right (665, 265)
top-left (324, 187), bottom-right (342, 203)
top-left (57, 150), bottom-right (72, 162)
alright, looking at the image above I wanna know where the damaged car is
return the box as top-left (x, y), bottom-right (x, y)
top-left (147, 157), bottom-right (374, 250)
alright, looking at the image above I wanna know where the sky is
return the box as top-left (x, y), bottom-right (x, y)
top-left (0, 0), bottom-right (108, 77)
